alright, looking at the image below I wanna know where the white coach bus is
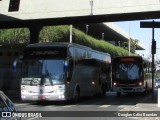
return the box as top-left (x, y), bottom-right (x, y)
top-left (19, 42), bottom-right (111, 102)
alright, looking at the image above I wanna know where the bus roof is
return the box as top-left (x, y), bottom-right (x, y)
top-left (26, 42), bottom-right (110, 56)
top-left (26, 42), bottom-right (91, 49)
top-left (113, 56), bottom-right (151, 63)
top-left (26, 42), bottom-right (111, 63)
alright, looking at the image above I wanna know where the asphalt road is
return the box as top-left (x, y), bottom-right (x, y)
top-left (14, 92), bottom-right (152, 120)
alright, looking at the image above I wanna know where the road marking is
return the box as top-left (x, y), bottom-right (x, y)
top-left (99, 102), bottom-right (117, 108)
top-left (118, 105), bottom-right (130, 108)
top-left (63, 105), bottom-right (76, 107)
top-left (99, 105), bottom-right (111, 108)
top-left (118, 103), bottom-right (133, 108)
top-left (15, 103), bottom-right (29, 107)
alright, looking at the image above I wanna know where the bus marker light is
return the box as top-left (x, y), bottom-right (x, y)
top-left (91, 81), bottom-right (95, 85)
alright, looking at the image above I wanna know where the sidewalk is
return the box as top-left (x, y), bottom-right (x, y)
top-left (131, 89), bottom-right (160, 111)
top-left (121, 89), bottom-right (160, 120)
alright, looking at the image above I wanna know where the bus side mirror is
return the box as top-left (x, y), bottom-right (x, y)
top-left (12, 56), bottom-right (23, 73)
top-left (66, 74), bottom-right (71, 83)
top-left (64, 59), bottom-right (69, 71)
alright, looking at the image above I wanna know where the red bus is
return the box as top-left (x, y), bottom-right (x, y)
top-left (112, 56), bottom-right (152, 97)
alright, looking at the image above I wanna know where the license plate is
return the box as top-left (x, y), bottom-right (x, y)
top-left (38, 96), bottom-right (45, 100)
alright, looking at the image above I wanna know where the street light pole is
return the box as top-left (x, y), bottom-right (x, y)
top-left (140, 20), bottom-right (158, 101)
top-left (129, 37), bottom-right (131, 56)
top-left (129, 22), bottom-right (131, 56)
top-left (86, 25), bottom-right (89, 34)
top-left (102, 33), bottom-right (104, 40)
top-left (70, 25), bottom-right (72, 43)
top-left (151, 23), bottom-right (155, 100)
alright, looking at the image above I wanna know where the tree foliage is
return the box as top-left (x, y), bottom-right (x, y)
top-left (121, 38), bottom-right (139, 53)
top-left (0, 25), bottom-right (137, 56)
top-left (0, 28), bottom-right (30, 43)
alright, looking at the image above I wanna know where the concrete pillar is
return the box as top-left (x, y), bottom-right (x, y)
top-left (29, 25), bottom-right (43, 44)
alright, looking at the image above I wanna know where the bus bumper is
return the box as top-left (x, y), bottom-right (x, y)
top-left (21, 93), bottom-right (67, 101)
top-left (112, 86), bottom-right (145, 93)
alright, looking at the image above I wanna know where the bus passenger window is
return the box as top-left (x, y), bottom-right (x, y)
top-left (66, 59), bottom-right (74, 82)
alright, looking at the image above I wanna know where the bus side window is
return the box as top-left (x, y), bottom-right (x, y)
top-left (101, 63), bottom-right (107, 73)
top-left (67, 59), bottom-right (74, 82)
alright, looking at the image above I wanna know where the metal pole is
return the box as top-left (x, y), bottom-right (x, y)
top-left (152, 22), bottom-right (155, 101)
top-left (102, 33), bottom-right (104, 40)
top-left (90, 0), bottom-right (93, 15)
top-left (70, 25), bottom-right (72, 43)
top-left (128, 22), bottom-right (131, 56)
top-left (129, 37), bottom-right (131, 56)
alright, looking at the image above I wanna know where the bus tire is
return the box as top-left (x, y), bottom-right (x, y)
top-left (117, 92), bottom-right (121, 97)
top-left (143, 83), bottom-right (149, 95)
top-left (101, 85), bottom-right (106, 97)
top-left (73, 87), bottom-right (80, 103)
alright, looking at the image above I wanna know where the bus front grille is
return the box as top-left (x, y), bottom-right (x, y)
top-left (122, 88), bottom-right (133, 91)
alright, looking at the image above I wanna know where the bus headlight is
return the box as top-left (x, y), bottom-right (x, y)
top-left (137, 81), bottom-right (143, 86)
top-left (58, 95), bottom-right (65, 99)
top-left (113, 82), bottom-right (117, 86)
top-left (21, 95), bottom-right (26, 99)
top-left (139, 82), bottom-right (143, 86)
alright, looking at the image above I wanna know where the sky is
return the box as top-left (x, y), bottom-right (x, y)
top-left (114, 19), bottom-right (160, 60)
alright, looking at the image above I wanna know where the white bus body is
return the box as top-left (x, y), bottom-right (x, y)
top-left (20, 42), bottom-right (111, 101)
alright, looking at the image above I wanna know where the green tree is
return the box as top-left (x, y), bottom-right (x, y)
top-left (0, 28), bottom-right (29, 43)
top-left (0, 25), bottom-right (136, 56)
top-left (121, 38), bottom-right (139, 54)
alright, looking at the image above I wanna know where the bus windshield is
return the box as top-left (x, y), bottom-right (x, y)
top-left (22, 60), bottom-right (65, 85)
top-left (113, 62), bottom-right (142, 81)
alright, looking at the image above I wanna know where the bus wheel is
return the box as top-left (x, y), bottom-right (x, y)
top-left (143, 83), bottom-right (149, 95)
top-left (117, 92), bottom-right (121, 97)
top-left (101, 85), bottom-right (106, 97)
top-left (73, 88), bottom-right (80, 103)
